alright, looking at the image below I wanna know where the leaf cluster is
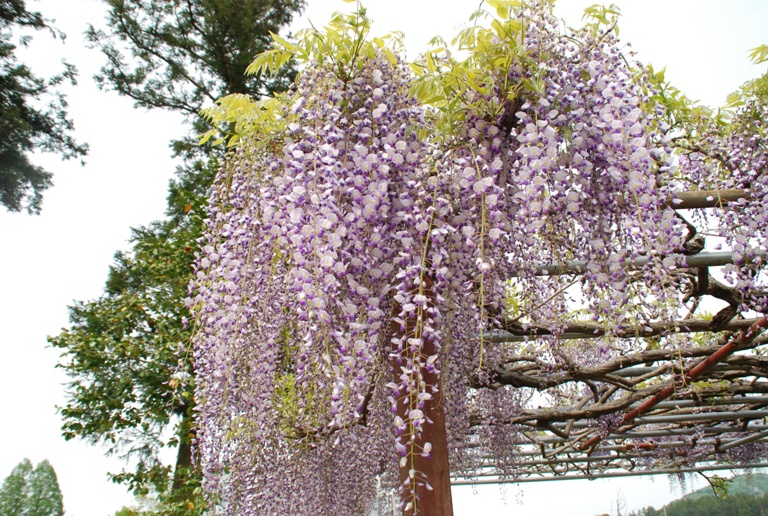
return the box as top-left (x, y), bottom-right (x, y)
top-left (201, 6), bottom-right (403, 146)
top-left (407, 0), bottom-right (554, 140)
top-left (51, 229), bottom-right (191, 440)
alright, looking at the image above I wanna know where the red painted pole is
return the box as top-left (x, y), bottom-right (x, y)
top-left (392, 274), bottom-right (454, 516)
top-left (581, 315), bottom-right (768, 451)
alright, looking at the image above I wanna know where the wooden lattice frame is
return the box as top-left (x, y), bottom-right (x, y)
top-left (451, 189), bottom-right (768, 485)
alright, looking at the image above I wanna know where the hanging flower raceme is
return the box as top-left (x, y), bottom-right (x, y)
top-left (495, 5), bottom-right (683, 323)
top-left (190, 12), bottom-right (460, 512)
top-left (678, 80), bottom-right (768, 313)
top-left (409, 0), bottom-right (689, 475)
top-left (190, 3), bottom-right (711, 514)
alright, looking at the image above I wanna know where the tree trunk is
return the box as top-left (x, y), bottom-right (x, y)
top-left (172, 411), bottom-right (194, 492)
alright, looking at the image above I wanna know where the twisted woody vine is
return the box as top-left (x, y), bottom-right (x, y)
top-left (188, 1), bottom-right (768, 513)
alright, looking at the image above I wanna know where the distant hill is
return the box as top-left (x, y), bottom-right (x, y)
top-left (684, 473), bottom-right (768, 500)
top-left (627, 473), bottom-right (768, 516)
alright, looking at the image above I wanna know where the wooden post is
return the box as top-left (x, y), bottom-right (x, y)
top-left (392, 274), bottom-right (454, 516)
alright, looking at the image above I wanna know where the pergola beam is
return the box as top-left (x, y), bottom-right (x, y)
top-left (452, 189), bottom-right (767, 492)
top-left (573, 316), bottom-right (768, 451)
top-left (473, 436), bottom-right (768, 468)
top-left (526, 423), bottom-right (768, 443)
top-left (634, 409), bottom-right (768, 424)
top-left (485, 318), bottom-right (759, 343)
top-left (719, 429), bottom-right (768, 451)
top-left (452, 462), bottom-right (768, 485)
top-left (527, 250), bottom-right (766, 277)
top-left (667, 189), bottom-right (749, 209)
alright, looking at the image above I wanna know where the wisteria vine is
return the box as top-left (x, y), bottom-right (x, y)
top-left (189, 2), bottom-right (768, 514)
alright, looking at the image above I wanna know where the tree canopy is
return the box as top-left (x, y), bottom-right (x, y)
top-left (0, 459), bottom-right (64, 516)
top-left (0, 0), bottom-right (87, 213)
top-left (50, 0), bottom-right (305, 512)
top-left (190, 2), bottom-right (768, 515)
top-left (86, 0), bottom-right (304, 118)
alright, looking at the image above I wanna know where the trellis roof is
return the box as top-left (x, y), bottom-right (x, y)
top-left (453, 189), bottom-right (768, 485)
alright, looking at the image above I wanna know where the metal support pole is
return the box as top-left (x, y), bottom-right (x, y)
top-left (718, 429), bottom-right (768, 451)
top-left (452, 462), bottom-right (768, 485)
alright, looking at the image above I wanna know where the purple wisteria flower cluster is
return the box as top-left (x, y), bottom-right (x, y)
top-left (679, 87), bottom-right (768, 313)
top-left (191, 48), bottom-right (454, 512)
top-left (432, 3), bottom-right (687, 474)
top-left (499, 7), bottom-right (684, 323)
top-left (186, 2), bottom-right (741, 513)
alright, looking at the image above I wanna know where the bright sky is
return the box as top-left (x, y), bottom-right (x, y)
top-left (0, 1), bottom-right (766, 515)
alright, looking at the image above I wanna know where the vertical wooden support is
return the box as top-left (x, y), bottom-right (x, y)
top-left (392, 275), bottom-right (454, 516)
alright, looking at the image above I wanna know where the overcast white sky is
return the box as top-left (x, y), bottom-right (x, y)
top-left (0, 1), bottom-right (766, 515)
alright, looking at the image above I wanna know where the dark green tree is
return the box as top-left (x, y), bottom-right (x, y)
top-left (86, 0), bottom-right (302, 117)
top-left (50, 0), bottom-right (304, 512)
top-left (0, 459), bottom-right (31, 516)
top-left (0, 459), bottom-right (64, 516)
top-left (0, 0), bottom-right (87, 213)
top-left (26, 460), bottom-right (64, 516)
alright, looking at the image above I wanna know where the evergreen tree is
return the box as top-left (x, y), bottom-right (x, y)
top-left (86, 0), bottom-right (302, 117)
top-left (0, 459), bottom-right (64, 516)
top-left (0, 459), bottom-right (32, 516)
top-left (0, 0), bottom-right (87, 213)
top-left (26, 461), bottom-right (64, 516)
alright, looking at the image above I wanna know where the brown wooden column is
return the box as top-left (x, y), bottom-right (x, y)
top-left (392, 275), bottom-right (454, 516)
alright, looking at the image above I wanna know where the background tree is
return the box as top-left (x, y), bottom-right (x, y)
top-left (86, 0), bottom-right (302, 117)
top-left (0, 0), bottom-right (87, 213)
top-left (0, 459), bottom-right (31, 516)
top-left (0, 459), bottom-right (64, 516)
top-left (629, 492), bottom-right (768, 516)
top-left (26, 460), bottom-right (64, 516)
top-left (50, 0), bottom-right (304, 512)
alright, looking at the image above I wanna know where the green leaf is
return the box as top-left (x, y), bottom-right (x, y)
top-left (384, 48), bottom-right (397, 66)
top-left (748, 44), bottom-right (768, 64)
top-left (463, 69), bottom-right (483, 93)
top-left (409, 62), bottom-right (425, 76)
top-left (269, 31), bottom-right (296, 52)
top-left (582, 3), bottom-right (622, 25)
top-left (426, 52), bottom-right (437, 73)
top-left (198, 129), bottom-right (217, 145)
top-left (491, 19), bottom-right (505, 38)
top-left (486, 0), bottom-right (521, 8)
top-left (725, 91), bottom-right (744, 108)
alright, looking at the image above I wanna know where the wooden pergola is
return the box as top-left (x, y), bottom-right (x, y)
top-left (462, 315), bottom-right (768, 484)
top-left (395, 189), bottom-right (768, 514)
